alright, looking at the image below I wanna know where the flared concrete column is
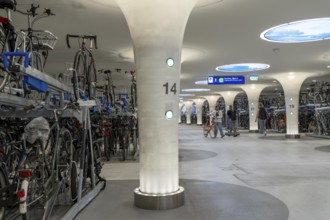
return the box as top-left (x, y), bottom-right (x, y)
top-left (204, 95), bottom-right (220, 111)
top-left (178, 102), bottom-right (183, 123)
top-left (241, 84), bottom-right (270, 132)
top-left (184, 100), bottom-right (193, 125)
top-left (273, 72), bottom-right (321, 138)
top-left (192, 98), bottom-right (205, 125)
top-left (115, 0), bottom-right (198, 209)
top-left (217, 91), bottom-right (241, 111)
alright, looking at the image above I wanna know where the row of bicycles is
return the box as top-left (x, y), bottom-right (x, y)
top-left (0, 1), bottom-right (139, 219)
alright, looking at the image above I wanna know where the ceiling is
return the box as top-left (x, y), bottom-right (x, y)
top-left (8, 0), bottom-right (330, 98)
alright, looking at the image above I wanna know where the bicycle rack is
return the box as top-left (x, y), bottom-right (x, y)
top-left (61, 99), bottom-right (105, 220)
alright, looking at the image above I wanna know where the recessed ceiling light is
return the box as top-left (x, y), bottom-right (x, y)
top-left (216, 63), bottom-right (270, 72)
top-left (195, 80), bottom-right (208, 85)
top-left (179, 94), bottom-right (196, 97)
top-left (261, 18), bottom-right (330, 43)
top-left (181, 88), bottom-right (210, 92)
top-left (327, 65), bottom-right (330, 69)
top-left (273, 80), bottom-right (277, 82)
top-left (166, 58), bottom-right (174, 67)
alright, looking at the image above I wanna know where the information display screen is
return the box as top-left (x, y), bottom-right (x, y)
top-left (207, 76), bottom-right (245, 85)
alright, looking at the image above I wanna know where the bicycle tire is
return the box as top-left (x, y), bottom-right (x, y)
top-left (104, 134), bottom-right (111, 161)
top-left (71, 148), bottom-right (80, 202)
top-left (210, 125), bottom-right (217, 138)
top-left (122, 129), bottom-right (129, 161)
top-left (87, 55), bottom-right (97, 99)
top-left (73, 51), bottom-right (87, 101)
top-left (132, 128), bottom-right (137, 155)
top-left (0, 169), bottom-right (7, 220)
top-left (0, 25), bottom-right (9, 91)
top-left (30, 51), bottom-right (44, 73)
top-left (131, 83), bottom-right (137, 109)
top-left (203, 124), bottom-right (209, 137)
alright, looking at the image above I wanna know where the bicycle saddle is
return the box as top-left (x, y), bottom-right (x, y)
top-left (0, 0), bottom-right (15, 10)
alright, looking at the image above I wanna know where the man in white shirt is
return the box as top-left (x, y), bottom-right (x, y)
top-left (214, 106), bottom-right (225, 138)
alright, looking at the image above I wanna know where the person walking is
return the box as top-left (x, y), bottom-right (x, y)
top-left (214, 106), bottom-right (225, 138)
top-left (255, 102), bottom-right (267, 135)
top-left (227, 105), bottom-right (238, 137)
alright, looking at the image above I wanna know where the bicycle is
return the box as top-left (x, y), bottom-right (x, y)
top-left (0, 2), bottom-right (56, 91)
top-left (129, 70), bottom-right (137, 111)
top-left (203, 114), bottom-right (216, 138)
top-left (66, 34), bottom-right (98, 101)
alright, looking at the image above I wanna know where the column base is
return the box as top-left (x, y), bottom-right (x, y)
top-left (249, 130), bottom-right (259, 133)
top-left (285, 134), bottom-right (300, 139)
top-left (134, 186), bottom-right (185, 210)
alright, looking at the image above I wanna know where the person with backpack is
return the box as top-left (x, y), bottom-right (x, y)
top-left (255, 102), bottom-right (268, 135)
top-left (227, 105), bottom-right (239, 137)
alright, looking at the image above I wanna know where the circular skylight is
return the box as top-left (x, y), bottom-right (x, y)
top-left (261, 18), bottom-right (330, 43)
top-left (181, 88), bottom-right (210, 92)
top-left (195, 80), bottom-right (208, 85)
top-left (216, 63), bottom-right (270, 72)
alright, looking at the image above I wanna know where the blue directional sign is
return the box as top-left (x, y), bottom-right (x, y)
top-left (208, 76), bottom-right (245, 85)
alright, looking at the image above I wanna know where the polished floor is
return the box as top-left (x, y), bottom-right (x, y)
top-left (77, 125), bottom-right (330, 220)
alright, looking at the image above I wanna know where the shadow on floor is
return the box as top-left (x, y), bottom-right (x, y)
top-left (179, 149), bottom-right (217, 161)
top-left (315, 145), bottom-right (330, 153)
top-left (76, 179), bottom-right (289, 220)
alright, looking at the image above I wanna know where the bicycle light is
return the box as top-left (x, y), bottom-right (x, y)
top-left (165, 110), bottom-right (173, 120)
top-left (19, 170), bottom-right (32, 178)
top-left (17, 190), bottom-right (25, 199)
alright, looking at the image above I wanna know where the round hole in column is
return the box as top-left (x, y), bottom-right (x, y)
top-left (166, 58), bottom-right (174, 67)
top-left (165, 110), bottom-right (173, 120)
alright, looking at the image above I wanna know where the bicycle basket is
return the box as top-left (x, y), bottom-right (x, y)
top-left (31, 30), bottom-right (58, 50)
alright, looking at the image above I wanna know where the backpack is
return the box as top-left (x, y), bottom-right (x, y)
top-left (231, 110), bottom-right (237, 120)
top-left (259, 108), bottom-right (267, 120)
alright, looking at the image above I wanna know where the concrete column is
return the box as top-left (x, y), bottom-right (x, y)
top-left (204, 95), bottom-right (220, 111)
top-left (241, 84), bottom-right (270, 132)
top-left (273, 72), bottom-right (321, 138)
top-left (184, 100), bottom-right (193, 125)
top-left (192, 98), bottom-right (205, 125)
top-left (178, 102), bottom-right (183, 123)
top-left (115, 0), bottom-right (198, 209)
top-left (217, 91), bottom-right (241, 112)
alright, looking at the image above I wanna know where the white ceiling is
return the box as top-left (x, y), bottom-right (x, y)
top-left (8, 0), bottom-right (330, 96)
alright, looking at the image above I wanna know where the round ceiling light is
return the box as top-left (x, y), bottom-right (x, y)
top-left (195, 80), bottom-right (208, 85)
top-left (181, 88), bottom-right (210, 92)
top-left (216, 63), bottom-right (270, 72)
top-left (166, 58), bottom-right (174, 67)
top-left (261, 18), bottom-right (330, 43)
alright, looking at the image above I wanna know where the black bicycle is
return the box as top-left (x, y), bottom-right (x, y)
top-left (66, 34), bottom-right (98, 101)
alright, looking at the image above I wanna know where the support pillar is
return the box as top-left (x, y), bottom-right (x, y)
top-left (204, 95), bottom-right (220, 111)
top-left (241, 84), bottom-right (270, 132)
top-left (178, 102), bottom-right (183, 123)
top-left (217, 91), bottom-right (241, 112)
top-left (184, 100), bottom-right (193, 125)
top-left (273, 72), bottom-right (322, 138)
top-left (115, 0), bottom-right (198, 210)
top-left (192, 98), bottom-right (205, 125)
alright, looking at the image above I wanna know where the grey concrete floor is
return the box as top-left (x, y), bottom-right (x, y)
top-left (76, 125), bottom-right (330, 220)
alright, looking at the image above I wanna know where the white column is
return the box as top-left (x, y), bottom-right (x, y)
top-left (184, 100), bottom-right (193, 125)
top-left (241, 84), bottom-right (270, 132)
top-left (273, 72), bottom-right (321, 138)
top-left (192, 98), bottom-right (205, 125)
top-left (115, 0), bottom-right (198, 209)
top-left (204, 95), bottom-right (220, 111)
top-left (217, 91), bottom-right (241, 112)
top-left (178, 102), bottom-right (183, 123)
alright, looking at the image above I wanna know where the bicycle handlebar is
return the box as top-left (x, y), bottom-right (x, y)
top-left (66, 34), bottom-right (98, 49)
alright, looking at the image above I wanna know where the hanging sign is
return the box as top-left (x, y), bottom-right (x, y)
top-left (208, 76), bottom-right (245, 85)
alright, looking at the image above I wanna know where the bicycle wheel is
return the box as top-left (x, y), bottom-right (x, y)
top-left (30, 51), bottom-right (44, 73)
top-left (58, 128), bottom-right (73, 191)
top-left (131, 128), bottom-right (138, 155)
top-left (209, 125), bottom-right (217, 138)
top-left (131, 83), bottom-right (137, 109)
top-left (71, 147), bottom-right (80, 202)
top-left (0, 168), bottom-right (7, 220)
top-left (0, 25), bottom-right (9, 91)
top-left (122, 128), bottom-right (129, 161)
top-left (104, 133), bottom-right (111, 161)
top-left (73, 51), bottom-right (87, 101)
top-left (203, 124), bottom-right (209, 137)
top-left (87, 55), bottom-right (97, 99)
